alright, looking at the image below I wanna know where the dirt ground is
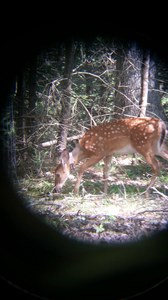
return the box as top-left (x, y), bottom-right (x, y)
top-left (20, 156), bottom-right (168, 244)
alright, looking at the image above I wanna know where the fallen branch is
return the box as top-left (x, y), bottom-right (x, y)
top-left (151, 187), bottom-right (168, 199)
top-left (41, 140), bottom-right (57, 147)
top-left (41, 134), bottom-right (83, 147)
top-left (133, 209), bottom-right (168, 219)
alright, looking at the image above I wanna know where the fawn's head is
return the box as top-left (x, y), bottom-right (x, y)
top-left (54, 149), bottom-right (71, 192)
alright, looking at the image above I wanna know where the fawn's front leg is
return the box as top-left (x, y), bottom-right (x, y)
top-left (74, 155), bottom-right (103, 193)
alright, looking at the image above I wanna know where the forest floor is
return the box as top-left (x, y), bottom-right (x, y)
top-left (18, 155), bottom-right (168, 244)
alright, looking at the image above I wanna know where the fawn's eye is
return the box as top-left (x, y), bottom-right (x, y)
top-left (55, 174), bottom-right (60, 178)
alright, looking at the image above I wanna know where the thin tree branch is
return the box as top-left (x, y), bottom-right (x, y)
top-left (73, 71), bottom-right (141, 113)
top-left (77, 97), bottom-right (97, 126)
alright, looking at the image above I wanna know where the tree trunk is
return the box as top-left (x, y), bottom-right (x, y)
top-left (57, 41), bottom-right (76, 153)
top-left (15, 71), bottom-right (24, 140)
top-left (28, 57), bottom-right (37, 135)
top-left (29, 57), bottom-right (37, 112)
top-left (114, 44), bottom-right (142, 117)
top-left (139, 51), bottom-right (150, 117)
top-left (147, 58), bottom-right (167, 120)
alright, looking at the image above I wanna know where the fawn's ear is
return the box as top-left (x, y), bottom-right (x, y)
top-left (60, 149), bottom-right (70, 165)
top-left (69, 152), bottom-right (75, 165)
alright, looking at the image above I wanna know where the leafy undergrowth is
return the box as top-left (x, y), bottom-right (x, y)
top-left (18, 156), bottom-right (168, 244)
